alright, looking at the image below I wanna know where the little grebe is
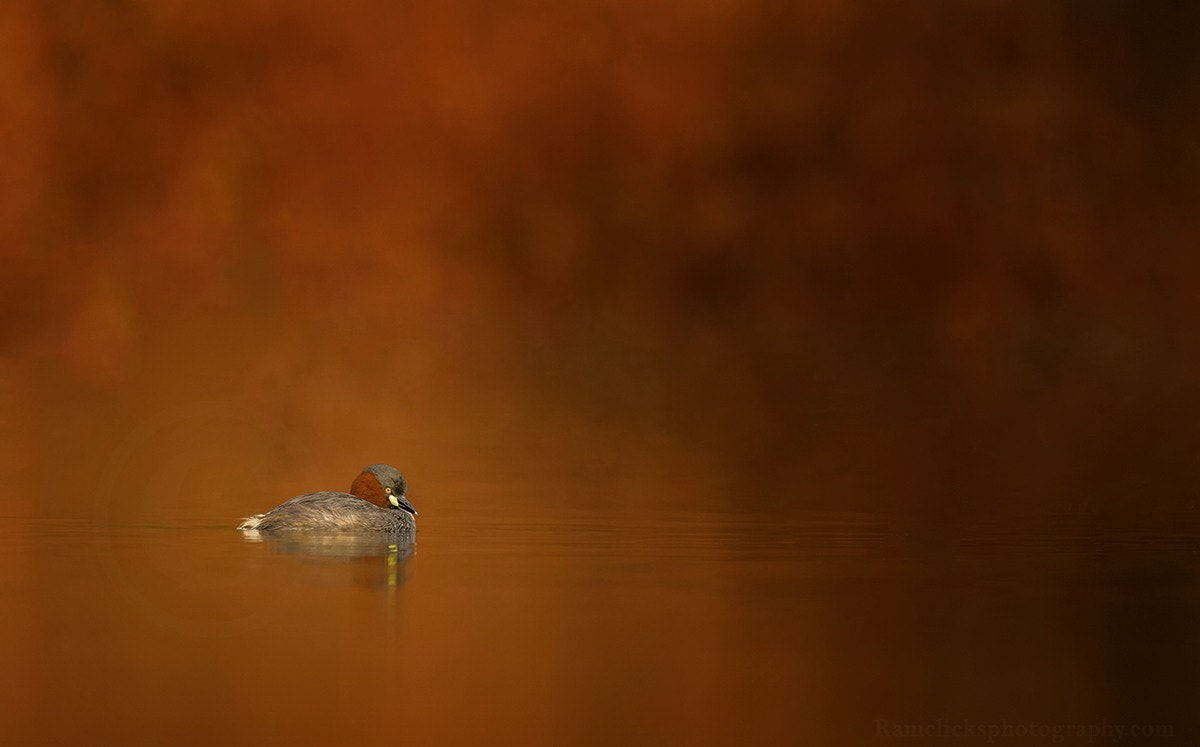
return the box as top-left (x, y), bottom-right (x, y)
top-left (238, 464), bottom-right (416, 533)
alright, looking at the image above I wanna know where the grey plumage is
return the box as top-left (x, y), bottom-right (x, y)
top-left (238, 491), bottom-right (416, 532)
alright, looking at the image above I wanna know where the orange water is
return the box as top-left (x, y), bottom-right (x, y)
top-left (4, 309), bottom-right (1200, 744)
top-left (2, 467), bottom-right (1198, 744)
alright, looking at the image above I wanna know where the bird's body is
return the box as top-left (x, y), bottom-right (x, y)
top-left (238, 491), bottom-right (416, 532)
top-left (238, 464), bottom-right (416, 533)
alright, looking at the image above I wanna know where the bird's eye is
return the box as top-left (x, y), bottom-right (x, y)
top-left (385, 487), bottom-right (393, 494)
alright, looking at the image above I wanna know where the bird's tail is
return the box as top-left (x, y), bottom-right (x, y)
top-left (237, 514), bottom-right (265, 530)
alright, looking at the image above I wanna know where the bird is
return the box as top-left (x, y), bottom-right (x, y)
top-left (238, 464), bottom-right (416, 533)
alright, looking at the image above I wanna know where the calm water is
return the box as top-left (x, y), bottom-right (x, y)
top-left (3, 499), bottom-right (1197, 745)
top-left (3, 305), bottom-right (1198, 745)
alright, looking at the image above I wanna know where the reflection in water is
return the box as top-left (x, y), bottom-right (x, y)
top-left (240, 529), bottom-right (415, 590)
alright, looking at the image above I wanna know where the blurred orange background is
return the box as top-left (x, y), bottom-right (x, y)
top-left (2, 0), bottom-right (1199, 521)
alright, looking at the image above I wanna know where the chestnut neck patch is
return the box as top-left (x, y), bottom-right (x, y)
top-left (349, 470), bottom-right (388, 508)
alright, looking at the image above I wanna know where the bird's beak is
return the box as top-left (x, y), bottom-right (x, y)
top-left (389, 493), bottom-right (417, 516)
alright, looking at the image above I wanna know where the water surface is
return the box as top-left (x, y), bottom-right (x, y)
top-left (3, 501), bottom-right (1196, 745)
